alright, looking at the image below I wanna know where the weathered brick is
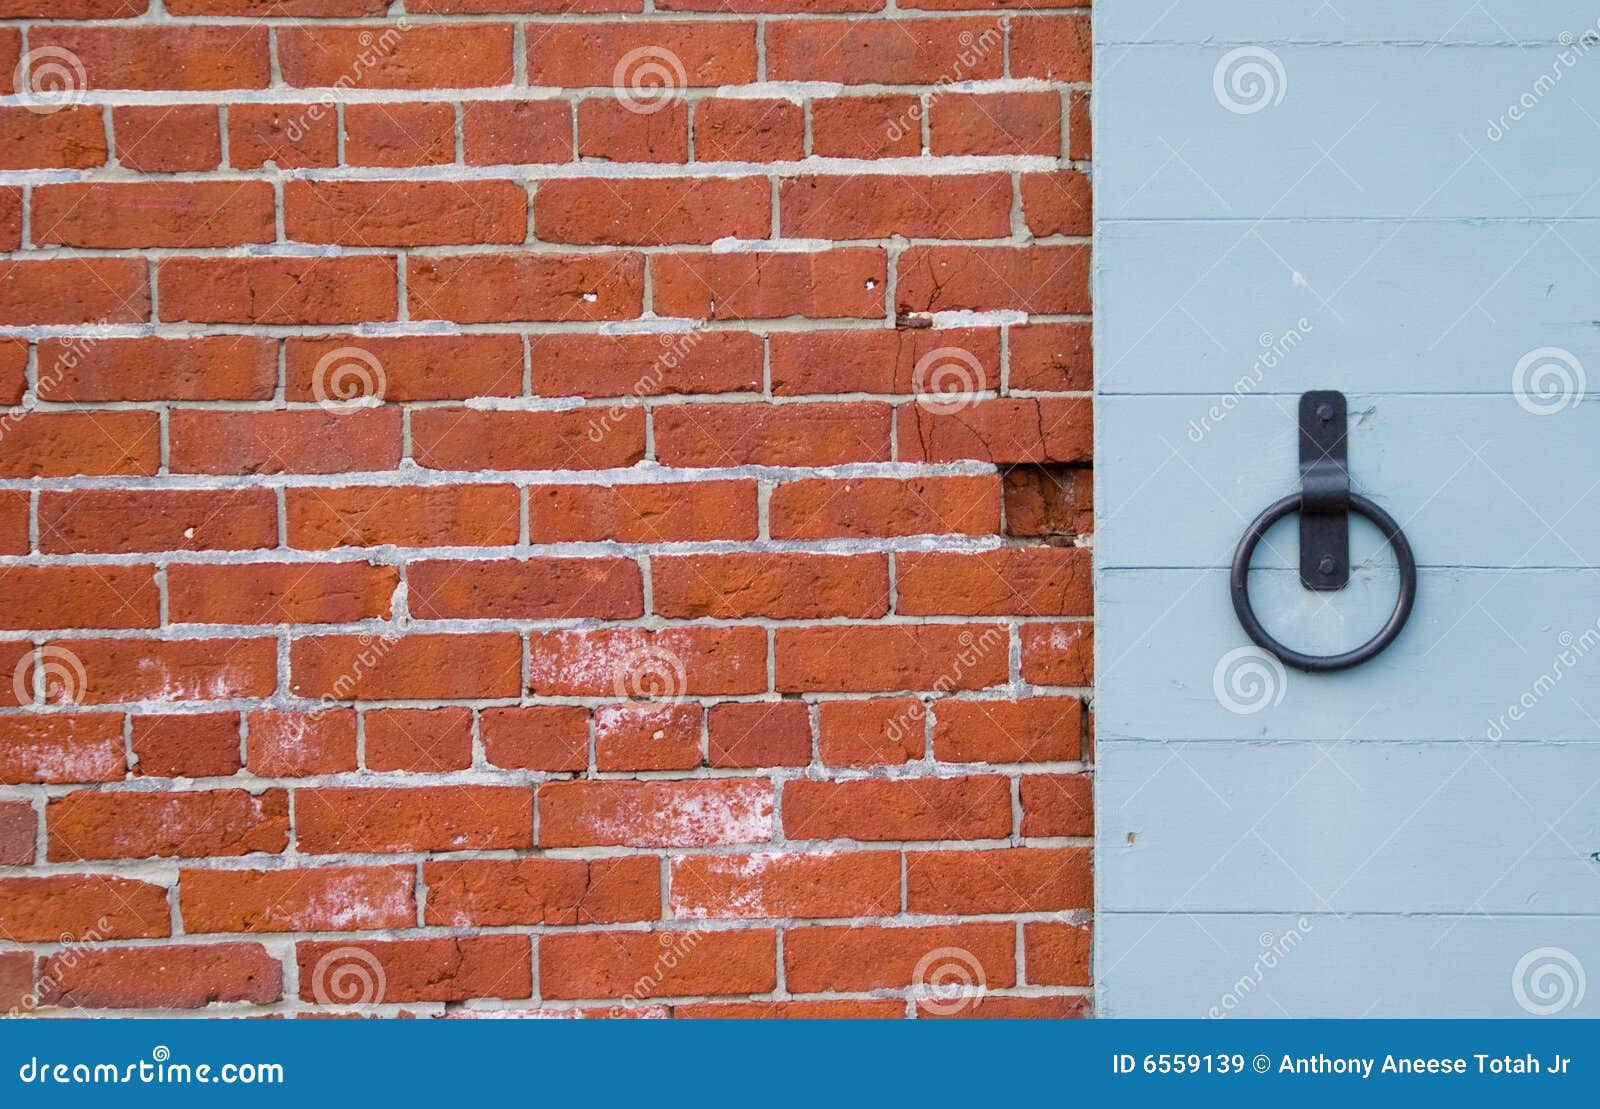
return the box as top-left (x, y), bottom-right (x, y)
top-left (425, 856), bottom-right (660, 926)
top-left (47, 789), bottom-right (288, 860)
top-left (181, 865), bottom-right (415, 934)
top-left (541, 929), bottom-right (775, 999)
top-left (38, 943), bottom-right (281, 1009)
top-left (539, 778), bottom-right (773, 847)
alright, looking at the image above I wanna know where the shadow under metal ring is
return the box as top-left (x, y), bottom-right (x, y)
top-left (1230, 492), bottom-right (1418, 673)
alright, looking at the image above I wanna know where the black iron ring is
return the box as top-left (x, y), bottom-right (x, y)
top-left (1230, 493), bottom-right (1417, 673)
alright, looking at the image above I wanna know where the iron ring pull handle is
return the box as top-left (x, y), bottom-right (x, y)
top-left (1230, 492), bottom-right (1418, 673)
top-left (1228, 390), bottom-right (1418, 673)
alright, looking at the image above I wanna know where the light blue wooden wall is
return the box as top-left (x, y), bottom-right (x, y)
top-left (1095, 2), bottom-right (1600, 1016)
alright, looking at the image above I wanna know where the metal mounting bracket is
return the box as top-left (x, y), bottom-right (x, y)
top-left (1298, 390), bottom-right (1349, 591)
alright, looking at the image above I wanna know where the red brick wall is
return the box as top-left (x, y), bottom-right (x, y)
top-left (0, 0), bottom-right (1092, 1017)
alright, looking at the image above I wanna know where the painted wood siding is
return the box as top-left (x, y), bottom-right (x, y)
top-left (1095, 4), bottom-right (1600, 1016)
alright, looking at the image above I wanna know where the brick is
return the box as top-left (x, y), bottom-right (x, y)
top-left (0, 0), bottom-right (148, 15)
top-left (537, 176), bottom-right (767, 245)
top-left (229, 102), bottom-right (337, 168)
top-left (38, 943), bottom-right (281, 1009)
top-left (246, 710), bottom-right (359, 776)
top-left (409, 557), bottom-right (643, 621)
top-left (897, 244), bottom-right (1090, 315)
top-left (112, 105), bottom-right (220, 171)
top-left (298, 935), bottom-right (532, 1002)
top-left (1004, 464), bottom-right (1092, 538)
top-left (897, 548), bottom-right (1092, 616)
top-left (529, 626), bottom-right (766, 697)
top-left (170, 409), bottom-right (402, 475)
top-left (286, 181), bottom-right (527, 246)
top-left (529, 331), bottom-right (762, 396)
top-left (694, 98), bottom-right (803, 162)
top-left (907, 846), bottom-right (1092, 912)
top-left (463, 99), bottom-right (571, 164)
top-left (0, 801), bottom-right (37, 866)
top-left (0, 258), bottom-right (149, 325)
top-left (784, 922), bottom-right (1015, 992)
top-left (655, 402), bottom-right (892, 467)
top-left (31, 26), bottom-right (270, 90)
top-left (408, 252), bottom-right (643, 322)
top-left (934, 698), bottom-right (1081, 763)
top-left (0, 191), bottom-right (17, 252)
top-left (0, 340), bottom-right (22, 404)
top-left (1020, 622), bottom-right (1092, 686)
top-left (159, 256), bottom-right (398, 325)
top-left (1010, 13), bottom-right (1092, 82)
top-left (770, 476), bottom-right (1001, 539)
top-left (41, 486), bottom-right (278, 553)
top-left (783, 775), bottom-right (1012, 841)
top-left (653, 553), bottom-right (889, 619)
top-left (769, 326), bottom-right (999, 396)
top-left (0, 490), bottom-right (23, 553)
top-left (0, 875), bottom-right (170, 941)
top-left (0, 30), bottom-right (13, 96)
top-left (1069, 89), bottom-right (1091, 160)
top-left (818, 698), bottom-right (927, 766)
top-left (364, 707), bottom-right (474, 773)
top-left (55, 637), bottom-right (277, 705)
top-left (0, 953), bottom-right (26, 1012)
top-left (290, 633), bottom-right (522, 701)
top-left (539, 481), bottom-right (759, 543)
top-left (776, 624), bottom-right (1008, 693)
top-left (768, 18), bottom-right (1003, 83)
top-left (707, 701), bottom-right (810, 769)
top-left (919, 994), bottom-right (1089, 1019)
top-left (288, 484), bottom-right (520, 550)
top-left (47, 789), bottom-right (288, 860)
top-left (169, 562), bottom-right (398, 625)
top-left (481, 705), bottom-right (588, 771)
top-left (811, 95), bottom-right (921, 158)
top-left (930, 92), bottom-right (1061, 156)
top-left (1025, 922), bottom-right (1091, 986)
top-left (131, 712), bottom-right (243, 779)
top-left (412, 408), bottom-right (644, 471)
top-left (527, 22), bottom-right (756, 86)
top-left (1009, 322), bottom-right (1093, 391)
top-left (342, 101), bottom-right (456, 167)
top-left (1020, 773), bottom-right (1092, 837)
top-left (297, 786), bottom-right (533, 853)
top-left (539, 778), bottom-right (773, 847)
top-left (285, 335), bottom-right (523, 403)
top-left (671, 851), bottom-right (898, 919)
top-left (181, 865), bottom-right (415, 934)
top-left (1020, 170), bottom-right (1092, 236)
top-left (37, 336), bottom-right (276, 402)
top-left (0, 565), bottom-right (158, 630)
top-left (167, 0), bottom-right (386, 12)
top-left (781, 174), bottom-right (1011, 239)
top-left (0, 412), bottom-right (158, 478)
top-left (541, 929), bottom-right (775, 999)
top-left (279, 24), bottom-right (514, 88)
top-left (0, 714), bottom-right (126, 784)
top-left (577, 98), bottom-right (688, 163)
top-left (677, 999), bottom-right (906, 1018)
top-left (663, 0), bottom-right (879, 8)
top-left (899, 397), bottom-right (1092, 463)
top-left (425, 856), bottom-right (660, 926)
top-left (414, 0), bottom-right (639, 9)
top-left (652, 249), bottom-right (884, 319)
